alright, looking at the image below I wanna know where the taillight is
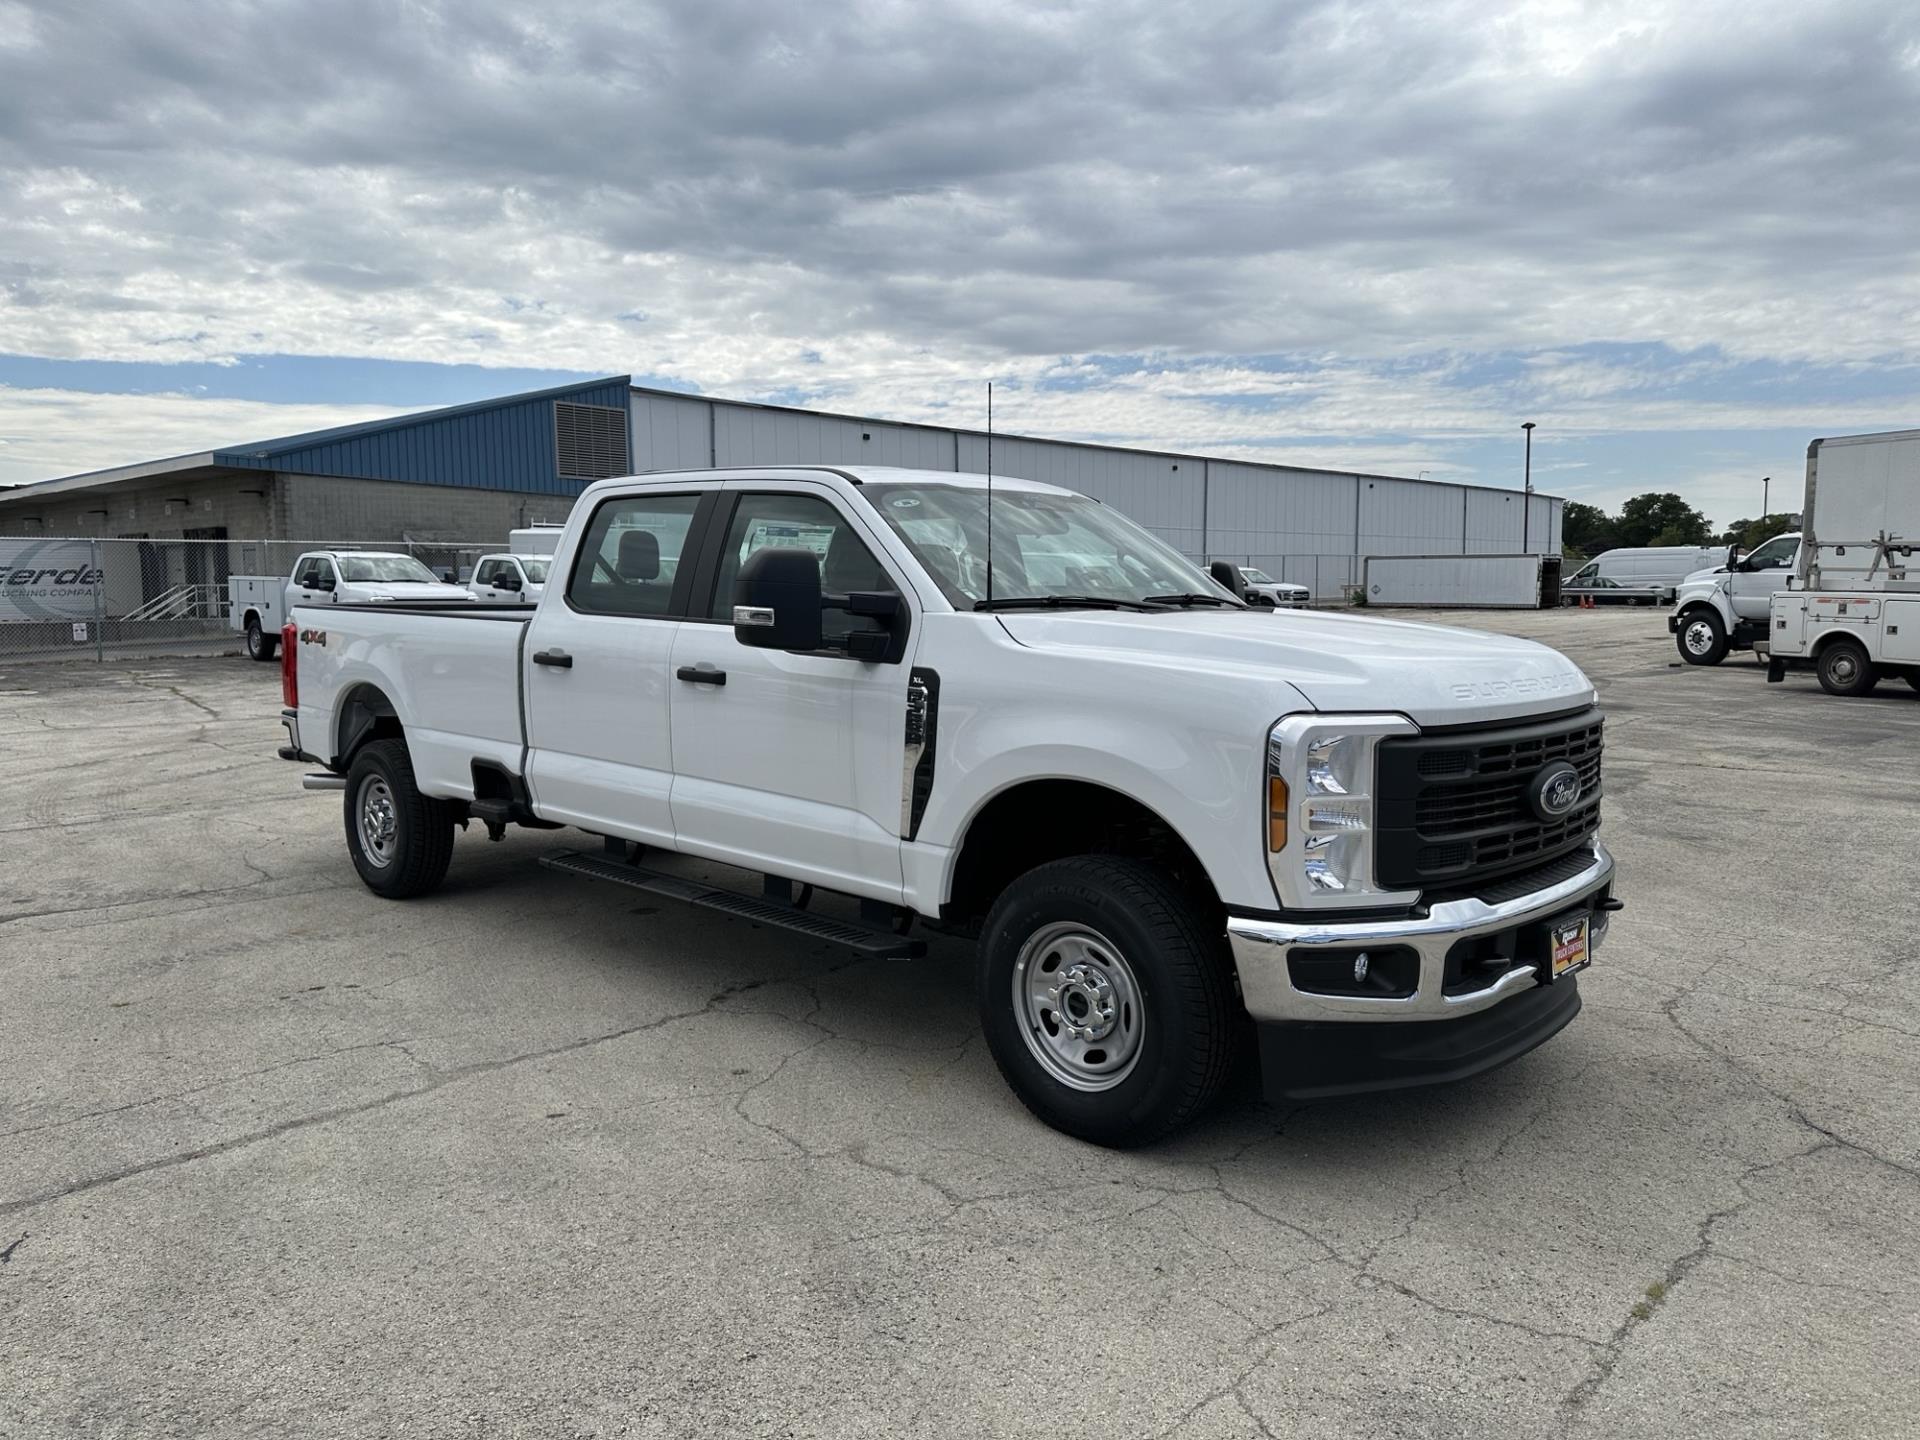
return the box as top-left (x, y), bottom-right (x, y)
top-left (280, 622), bottom-right (298, 708)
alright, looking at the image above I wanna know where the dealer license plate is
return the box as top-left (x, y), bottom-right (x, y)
top-left (1550, 915), bottom-right (1591, 979)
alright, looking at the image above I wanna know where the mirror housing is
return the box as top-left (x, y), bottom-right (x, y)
top-left (312, 573), bottom-right (335, 592)
top-left (496, 571), bottom-right (521, 591)
top-left (1208, 560), bottom-right (1249, 601)
top-left (733, 547), bottom-right (825, 651)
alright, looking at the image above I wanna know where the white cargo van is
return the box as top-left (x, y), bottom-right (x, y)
top-left (1563, 546), bottom-right (1723, 606)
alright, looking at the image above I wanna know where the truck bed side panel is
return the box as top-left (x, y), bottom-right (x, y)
top-left (294, 605), bottom-right (528, 798)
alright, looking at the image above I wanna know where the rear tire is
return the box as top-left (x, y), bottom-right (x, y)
top-left (344, 738), bottom-right (456, 898)
top-left (245, 615), bottom-right (278, 662)
top-left (1816, 638), bottom-right (1878, 697)
top-left (1676, 609), bottom-right (1728, 665)
top-left (978, 856), bottom-right (1239, 1148)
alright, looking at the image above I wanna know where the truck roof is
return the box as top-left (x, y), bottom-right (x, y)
top-left (584, 465), bottom-right (1076, 497)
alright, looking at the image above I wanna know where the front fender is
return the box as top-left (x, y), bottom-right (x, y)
top-left (918, 724), bottom-right (1281, 914)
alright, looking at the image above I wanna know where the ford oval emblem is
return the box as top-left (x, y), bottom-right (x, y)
top-left (1528, 761), bottom-right (1583, 821)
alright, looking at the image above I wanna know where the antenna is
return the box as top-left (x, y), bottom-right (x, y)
top-left (984, 381), bottom-right (994, 605)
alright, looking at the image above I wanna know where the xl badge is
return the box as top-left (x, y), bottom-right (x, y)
top-left (1527, 761), bottom-right (1583, 821)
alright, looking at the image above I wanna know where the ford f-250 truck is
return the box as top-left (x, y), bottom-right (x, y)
top-left (276, 465), bottom-right (1618, 1146)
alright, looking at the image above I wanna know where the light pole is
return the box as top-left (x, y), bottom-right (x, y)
top-left (1762, 475), bottom-right (1770, 518)
top-left (1522, 422), bottom-right (1536, 552)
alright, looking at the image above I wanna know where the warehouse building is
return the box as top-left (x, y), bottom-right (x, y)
top-left (0, 375), bottom-right (1562, 604)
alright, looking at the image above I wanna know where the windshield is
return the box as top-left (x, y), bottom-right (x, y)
top-left (336, 555), bottom-right (440, 584)
top-left (863, 482), bottom-right (1234, 609)
top-left (1240, 568), bottom-right (1273, 584)
top-left (520, 558), bottom-right (550, 583)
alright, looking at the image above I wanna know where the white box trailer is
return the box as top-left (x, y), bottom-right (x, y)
top-left (1362, 553), bottom-right (1561, 609)
top-left (510, 525), bottom-right (565, 557)
top-left (1764, 429), bottom-right (1920, 697)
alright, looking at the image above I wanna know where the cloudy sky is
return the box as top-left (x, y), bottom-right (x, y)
top-left (2, 0), bottom-right (1917, 525)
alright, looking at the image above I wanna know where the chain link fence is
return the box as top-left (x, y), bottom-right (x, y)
top-left (0, 537), bottom-right (497, 663)
top-left (1214, 554), bottom-right (1362, 604)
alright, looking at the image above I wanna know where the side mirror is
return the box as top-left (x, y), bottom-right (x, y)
top-left (313, 573), bottom-right (335, 592)
top-left (733, 547), bottom-right (825, 651)
top-left (1208, 560), bottom-right (1249, 601)
top-left (496, 572), bottom-right (521, 591)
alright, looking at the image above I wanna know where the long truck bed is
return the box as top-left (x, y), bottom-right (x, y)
top-left (288, 601), bottom-right (534, 799)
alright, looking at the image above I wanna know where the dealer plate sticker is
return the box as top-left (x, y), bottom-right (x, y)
top-left (1543, 925), bottom-right (1589, 983)
top-left (1550, 915), bottom-right (1590, 978)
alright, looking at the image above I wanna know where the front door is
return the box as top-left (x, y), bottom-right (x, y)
top-left (667, 483), bottom-right (914, 902)
top-left (1730, 534), bottom-right (1799, 620)
top-left (292, 555), bottom-right (339, 605)
top-left (523, 487), bottom-right (712, 847)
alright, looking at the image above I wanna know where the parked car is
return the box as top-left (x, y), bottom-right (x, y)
top-left (1237, 567), bottom-right (1311, 609)
top-left (1564, 545), bottom-right (1724, 606)
top-left (468, 552), bottom-right (549, 605)
top-left (1668, 532), bottom-right (1801, 665)
top-left (276, 465), bottom-right (1619, 1146)
top-left (228, 551), bottom-right (474, 661)
top-left (1560, 575), bottom-right (1667, 606)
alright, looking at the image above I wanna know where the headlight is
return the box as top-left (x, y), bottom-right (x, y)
top-left (1266, 714), bottom-right (1420, 909)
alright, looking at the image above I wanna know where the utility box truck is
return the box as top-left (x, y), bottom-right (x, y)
top-left (1762, 430), bottom-right (1920, 697)
top-left (274, 465), bottom-right (1619, 1146)
top-left (229, 551), bottom-right (474, 661)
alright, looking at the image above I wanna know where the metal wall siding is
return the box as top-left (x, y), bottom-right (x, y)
top-left (1464, 489), bottom-right (1525, 552)
top-left (1358, 477), bottom-right (1466, 555)
top-left (630, 391), bottom-right (713, 470)
top-left (223, 379), bottom-right (628, 497)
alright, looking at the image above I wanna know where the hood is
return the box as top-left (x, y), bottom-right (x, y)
top-left (353, 581), bottom-right (476, 603)
top-left (1681, 564), bottom-right (1729, 585)
top-left (996, 607), bottom-right (1594, 727)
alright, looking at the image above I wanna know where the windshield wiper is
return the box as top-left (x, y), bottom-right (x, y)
top-left (973, 595), bottom-right (1168, 613)
top-left (1143, 592), bottom-right (1243, 608)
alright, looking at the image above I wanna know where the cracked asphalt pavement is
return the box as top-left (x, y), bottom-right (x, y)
top-left (2, 610), bottom-right (1916, 1438)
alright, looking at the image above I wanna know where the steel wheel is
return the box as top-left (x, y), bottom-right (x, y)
top-left (355, 774), bottom-right (399, 868)
top-left (1682, 619), bottom-right (1716, 656)
top-left (1012, 922), bottom-right (1145, 1092)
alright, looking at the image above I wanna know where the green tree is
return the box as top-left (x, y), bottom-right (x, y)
top-left (1560, 501), bottom-right (1616, 558)
top-left (1616, 492), bottom-right (1711, 547)
top-left (1720, 513), bottom-right (1798, 550)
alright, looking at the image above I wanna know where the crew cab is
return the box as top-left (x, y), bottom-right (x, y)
top-left (276, 466), bottom-right (1619, 1146)
top-left (467, 552), bottom-right (549, 604)
top-left (230, 550), bottom-right (473, 661)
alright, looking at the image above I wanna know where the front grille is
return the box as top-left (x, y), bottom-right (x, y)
top-left (1375, 709), bottom-right (1603, 891)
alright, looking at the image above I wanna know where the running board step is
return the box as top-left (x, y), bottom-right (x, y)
top-left (539, 851), bottom-right (926, 959)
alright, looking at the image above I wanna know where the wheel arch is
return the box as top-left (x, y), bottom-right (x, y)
top-left (942, 777), bottom-right (1223, 930)
top-left (333, 682), bottom-right (404, 768)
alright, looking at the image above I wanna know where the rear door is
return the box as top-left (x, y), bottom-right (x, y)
top-left (667, 481), bottom-right (915, 901)
top-left (523, 485), bottom-right (719, 846)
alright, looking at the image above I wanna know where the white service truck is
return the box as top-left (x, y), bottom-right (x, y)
top-left (274, 465), bottom-right (1619, 1145)
top-left (467, 552), bottom-right (550, 605)
top-left (1761, 429), bottom-right (1920, 697)
top-left (229, 551), bottom-right (475, 660)
top-left (1668, 532), bottom-right (1801, 665)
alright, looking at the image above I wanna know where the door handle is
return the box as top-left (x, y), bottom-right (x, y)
top-left (676, 664), bottom-right (726, 686)
top-left (532, 649), bottom-right (573, 668)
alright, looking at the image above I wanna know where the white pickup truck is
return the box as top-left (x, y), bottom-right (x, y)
top-left (467, 552), bottom-right (549, 604)
top-left (230, 550), bottom-right (473, 661)
top-left (275, 465), bottom-right (1618, 1145)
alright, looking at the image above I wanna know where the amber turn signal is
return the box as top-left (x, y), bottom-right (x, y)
top-left (1268, 775), bottom-right (1289, 851)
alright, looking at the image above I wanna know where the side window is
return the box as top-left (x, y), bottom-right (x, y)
top-left (475, 560), bottom-right (498, 586)
top-left (708, 492), bottom-right (896, 639)
top-left (567, 493), bottom-right (702, 617)
top-left (318, 559), bottom-right (338, 588)
top-left (293, 559), bottom-right (317, 587)
top-left (1572, 563), bottom-right (1597, 583)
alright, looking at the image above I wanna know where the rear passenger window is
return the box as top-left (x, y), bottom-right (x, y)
top-left (567, 494), bottom-right (702, 617)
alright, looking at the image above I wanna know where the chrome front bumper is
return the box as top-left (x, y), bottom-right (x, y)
top-left (1228, 842), bottom-right (1615, 1024)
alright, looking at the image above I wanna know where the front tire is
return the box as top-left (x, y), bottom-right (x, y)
top-left (344, 738), bottom-right (456, 898)
top-left (978, 856), bottom-right (1239, 1148)
top-left (245, 615), bottom-right (278, 662)
top-left (1676, 609), bottom-right (1728, 665)
top-left (1817, 639), bottom-right (1878, 697)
